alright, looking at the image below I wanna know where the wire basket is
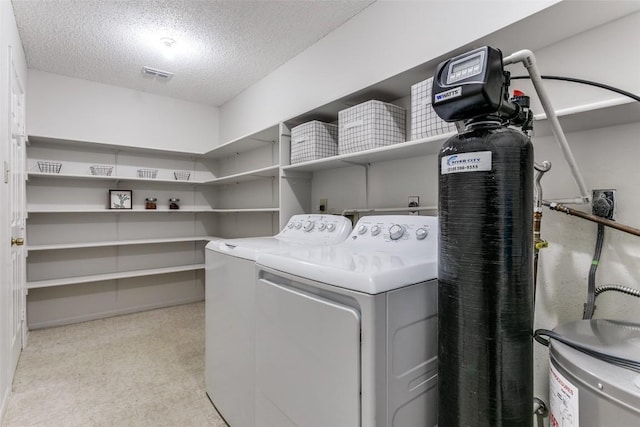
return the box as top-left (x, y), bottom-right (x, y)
top-left (90, 165), bottom-right (114, 176)
top-left (174, 171), bottom-right (191, 181)
top-left (37, 161), bottom-right (62, 174)
top-left (137, 168), bottom-right (158, 179)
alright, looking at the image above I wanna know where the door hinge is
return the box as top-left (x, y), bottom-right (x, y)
top-left (3, 161), bottom-right (9, 184)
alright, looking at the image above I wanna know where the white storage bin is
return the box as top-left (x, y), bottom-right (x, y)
top-left (411, 77), bottom-right (457, 140)
top-left (290, 120), bottom-right (338, 164)
top-left (338, 100), bottom-right (405, 155)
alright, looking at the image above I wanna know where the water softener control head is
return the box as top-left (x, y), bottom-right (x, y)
top-left (432, 46), bottom-right (512, 122)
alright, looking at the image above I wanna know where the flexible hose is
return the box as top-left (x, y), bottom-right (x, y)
top-left (583, 224), bottom-right (605, 319)
top-left (511, 75), bottom-right (640, 103)
top-left (595, 284), bottom-right (640, 299)
top-left (534, 329), bottom-right (640, 372)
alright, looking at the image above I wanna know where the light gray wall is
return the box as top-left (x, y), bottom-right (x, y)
top-left (26, 70), bottom-right (220, 153)
top-left (218, 0), bottom-right (579, 143)
top-left (0, 0), bottom-right (27, 421)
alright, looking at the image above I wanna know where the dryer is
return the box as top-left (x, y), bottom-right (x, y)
top-left (254, 215), bottom-right (439, 427)
top-left (204, 214), bottom-right (352, 427)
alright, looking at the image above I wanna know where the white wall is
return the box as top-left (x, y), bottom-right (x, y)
top-left (0, 0), bottom-right (27, 421)
top-left (522, 10), bottom-right (640, 410)
top-left (27, 70), bottom-right (220, 153)
top-left (220, 0), bottom-right (568, 142)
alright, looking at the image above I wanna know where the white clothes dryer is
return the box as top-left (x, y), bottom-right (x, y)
top-left (204, 214), bottom-right (352, 427)
top-left (254, 215), bottom-right (439, 427)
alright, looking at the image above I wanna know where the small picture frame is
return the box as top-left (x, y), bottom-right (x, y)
top-left (109, 190), bottom-right (133, 210)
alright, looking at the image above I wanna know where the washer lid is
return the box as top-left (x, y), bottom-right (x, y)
top-left (256, 245), bottom-right (437, 294)
top-left (206, 237), bottom-right (308, 261)
top-left (550, 320), bottom-right (640, 405)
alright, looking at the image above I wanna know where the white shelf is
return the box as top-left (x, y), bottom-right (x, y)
top-left (283, 98), bottom-right (640, 174)
top-left (27, 208), bottom-right (277, 214)
top-left (203, 165), bottom-right (279, 185)
top-left (28, 236), bottom-right (218, 251)
top-left (203, 126), bottom-right (279, 159)
top-left (210, 208), bottom-right (279, 213)
top-left (283, 134), bottom-right (452, 173)
top-left (27, 208), bottom-right (217, 214)
top-left (26, 264), bottom-right (205, 289)
top-left (28, 172), bottom-right (204, 184)
top-left (532, 97), bottom-right (640, 137)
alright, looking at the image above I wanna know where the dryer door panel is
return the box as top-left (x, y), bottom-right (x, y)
top-left (255, 276), bottom-right (361, 427)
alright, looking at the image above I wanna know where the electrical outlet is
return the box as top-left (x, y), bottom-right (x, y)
top-left (408, 196), bottom-right (419, 215)
top-left (592, 189), bottom-right (616, 220)
top-left (319, 198), bottom-right (328, 213)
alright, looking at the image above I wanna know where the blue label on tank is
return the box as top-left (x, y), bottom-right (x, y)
top-left (441, 151), bottom-right (492, 174)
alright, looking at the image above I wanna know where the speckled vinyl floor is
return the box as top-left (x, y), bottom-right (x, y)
top-left (2, 302), bottom-right (228, 427)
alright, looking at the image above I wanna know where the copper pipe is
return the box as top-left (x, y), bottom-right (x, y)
top-left (544, 202), bottom-right (640, 237)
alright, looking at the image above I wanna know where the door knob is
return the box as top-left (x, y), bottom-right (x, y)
top-left (11, 237), bottom-right (24, 246)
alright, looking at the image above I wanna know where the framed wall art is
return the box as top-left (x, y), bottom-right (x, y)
top-left (109, 190), bottom-right (133, 209)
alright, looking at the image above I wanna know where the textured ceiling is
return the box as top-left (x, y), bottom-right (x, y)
top-left (11, 0), bottom-right (373, 106)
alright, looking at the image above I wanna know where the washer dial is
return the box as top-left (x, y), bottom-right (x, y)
top-left (358, 225), bottom-right (368, 235)
top-left (389, 224), bottom-right (406, 240)
top-left (303, 221), bottom-right (315, 232)
top-left (370, 225), bottom-right (381, 236)
top-left (416, 228), bottom-right (429, 240)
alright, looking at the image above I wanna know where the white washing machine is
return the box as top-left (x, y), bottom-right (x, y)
top-left (254, 215), bottom-right (439, 427)
top-left (204, 214), bottom-right (352, 427)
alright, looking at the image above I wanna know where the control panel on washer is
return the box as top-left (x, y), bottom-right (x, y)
top-left (278, 214), bottom-right (352, 241)
top-left (347, 215), bottom-right (438, 250)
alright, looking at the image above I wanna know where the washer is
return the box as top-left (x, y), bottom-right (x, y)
top-left (204, 214), bottom-right (352, 427)
top-left (254, 215), bottom-right (439, 427)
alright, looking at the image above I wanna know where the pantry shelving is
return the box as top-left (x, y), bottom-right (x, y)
top-left (27, 236), bottom-right (217, 251)
top-left (26, 264), bottom-right (206, 290)
top-left (25, 125), bottom-right (280, 328)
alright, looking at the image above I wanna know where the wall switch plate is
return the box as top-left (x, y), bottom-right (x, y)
top-left (408, 196), bottom-right (419, 215)
top-left (319, 198), bottom-right (328, 212)
top-left (592, 189), bottom-right (615, 220)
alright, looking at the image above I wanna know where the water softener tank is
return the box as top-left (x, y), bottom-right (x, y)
top-left (438, 123), bottom-right (533, 426)
top-left (433, 46), bottom-right (534, 426)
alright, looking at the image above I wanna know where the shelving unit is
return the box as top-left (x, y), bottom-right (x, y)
top-left (279, 81), bottom-right (640, 225)
top-left (27, 264), bottom-right (206, 289)
top-left (25, 126), bottom-right (281, 328)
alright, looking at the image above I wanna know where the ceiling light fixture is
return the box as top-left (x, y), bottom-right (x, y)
top-left (160, 37), bottom-right (177, 60)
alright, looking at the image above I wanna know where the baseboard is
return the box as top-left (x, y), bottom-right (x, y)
top-left (28, 297), bottom-right (204, 330)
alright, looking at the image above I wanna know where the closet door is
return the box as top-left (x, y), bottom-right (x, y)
top-left (8, 49), bottom-right (27, 368)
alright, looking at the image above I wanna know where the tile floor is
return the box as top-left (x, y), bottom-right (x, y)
top-left (2, 302), bottom-right (227, 426)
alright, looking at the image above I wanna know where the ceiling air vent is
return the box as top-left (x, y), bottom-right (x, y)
top-left (141, 66), bottom-right (174, 80)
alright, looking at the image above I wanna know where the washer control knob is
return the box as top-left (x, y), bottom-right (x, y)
top-left (303, 221), bottom-right (314, 232)
top-left (287, 222), bottom-right (294, 229)
top-left (370, 225), bottom-right (381, 236)
top-left (358, 225), bottom-right (368, 235)
top-left (318, 223), bottom-right (327, 231)
top-left (294, 222), bottom-right (302, 229)
top-left (416, 228), bottom-right (429, 240)
top-left (389, 224), bottom-right (405, 240)
top-left (326, 223), bottom-right (336, 232)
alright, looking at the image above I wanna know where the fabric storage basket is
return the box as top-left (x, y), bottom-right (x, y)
top-left (290, 120), bottom-right (338, 164)
top-left (410, 77), bottom-right (457, 140)
top-left (338, 100), bottom-right (405, 155)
